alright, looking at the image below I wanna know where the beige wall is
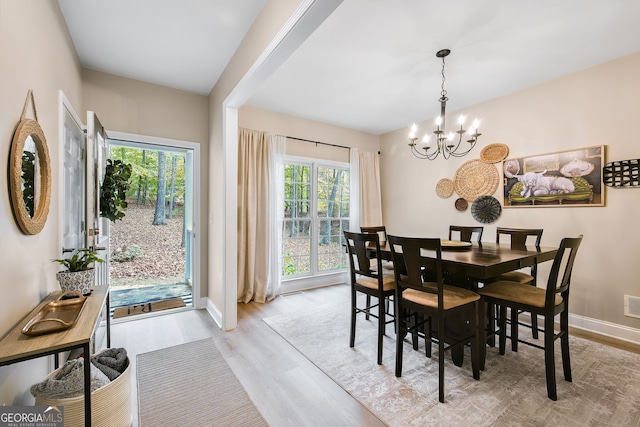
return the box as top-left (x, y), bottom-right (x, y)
top-left (0, 0), bottom-right (83, 405)
top-left (239, 105), bottom-right (380, 162)
top-left (380, 52), bottom-right (640, 335)
top-left (81, 69), bottom-right (209, 298)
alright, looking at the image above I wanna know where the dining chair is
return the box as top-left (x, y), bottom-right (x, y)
top-left (449, 225), bottom-right (484, 243)
top-left (445, 226), bottom-right (484, 290)
top-left (360, 225), bottom-right (394, 271)
top-left (492, 227), bottom-right (544, 344)
top-left (478, 235), bottom-right (583, 401)
top-left (388, 235), bottom-right (482, 403)
top-left (344, 231), bottom-right (396, 365)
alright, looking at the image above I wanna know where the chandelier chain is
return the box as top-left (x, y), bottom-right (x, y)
top-left (440, 55), bottom-right (447, 100)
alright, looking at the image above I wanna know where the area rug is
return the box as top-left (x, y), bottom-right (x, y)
top-left (264, 303), bottom-right (640, 426)
top-left (113, 297), bottom-right (186, 319)
top-left (137, 338), bottom-right (268, 427)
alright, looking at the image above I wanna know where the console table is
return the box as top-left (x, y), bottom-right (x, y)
top-left (0, 285), bottom-right (110, 427)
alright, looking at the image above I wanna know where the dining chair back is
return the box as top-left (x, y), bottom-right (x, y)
top-left (361, 225), bottom-right (394, 271)
top-left (492, 227), bottom-right (545, 343)
top-left (478, 235), bottom-right (583, 400)
top-left (388, 235), bottom-right (482, 403)
top-left (343, 231), bottom-right (395, 365)
top-left (360, 225), bottom-right (388, 244)
top-left (449, 225), bottom-right (484, 243)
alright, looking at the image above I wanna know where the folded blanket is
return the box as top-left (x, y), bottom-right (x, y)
top-left (30, 359), bottom-right (110, 399)
top-left (91, 347), bottom-right (128, 381)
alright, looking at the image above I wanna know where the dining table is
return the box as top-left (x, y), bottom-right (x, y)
top-left (368, 239), bottom-right (558, 366)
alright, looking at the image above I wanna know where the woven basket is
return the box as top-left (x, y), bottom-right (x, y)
top-left (35, 357), bottom-right (131, 427)
top-left (480, 143), bottom-right (509, 164)
top-left (435, 178), bottom-right (454, 198)
top-left (454, 159), bottom-right (500, 202)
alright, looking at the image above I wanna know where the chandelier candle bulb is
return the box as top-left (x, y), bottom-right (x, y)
top-left (410, 123), bottom-right (417, 139)
top-left (422, 135), bottom-right (431, 148)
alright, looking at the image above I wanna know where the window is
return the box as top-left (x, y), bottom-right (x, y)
top-left (282, 159), bottom-right (350, 278)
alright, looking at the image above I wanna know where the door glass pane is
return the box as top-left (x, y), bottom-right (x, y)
top-left (316, 166), bottom-right (349, 272)
top-left (283, 163), bottom-right (312, 276)
top-left (282, 219), bottom-right (311, 276)
top-left (282, 161), bottom-right (350, 277)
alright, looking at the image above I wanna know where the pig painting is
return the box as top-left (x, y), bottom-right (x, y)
top-left (505, 170), bottom-right (575, 199)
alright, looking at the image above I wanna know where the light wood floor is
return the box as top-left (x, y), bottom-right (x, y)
top-left (111, 283), bottom-right (386, 427)
top-left (111, 283), bottom-right (640, 427)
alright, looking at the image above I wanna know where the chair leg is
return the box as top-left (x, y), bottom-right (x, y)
top-left (438, 318), bottom-right (446, 403)
top-left (471, 301), bottom-right (481, 379)
top-left (511, 307), bottom-right (519, 352)
top-left (478, 300), bottom-right (486, 372)
top-left (350, 288), bottom-right (357, 348)
top-left (411, 314), bottom-right (419, 351)
top-left (395, 312), bottom-right (405, 377)
top-left (498, 305), bottom-right (507, 355)
top-left (560, 310), bottom-right (572, 382)
top-left (487, 303), bottom-right (496, 347)
top-left (544, 315), bottom-right (558, 400)
top-left (531, 313), bottom-right (539, 339)
top-left (377, 295), bottom-right (385, 365)
top-left (425, 317), bottom-right (432, 358)
top-left (365, 295), bottom-right (371, 320)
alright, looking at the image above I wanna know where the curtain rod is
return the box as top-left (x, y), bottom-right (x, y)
top-left (286, 136), bottom-right (350, 150)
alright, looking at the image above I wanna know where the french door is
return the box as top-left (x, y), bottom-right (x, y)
top-left (87, 111), bottom-right (110, 285)
top-left (281, 158), bottom-right (350, 286)
top-left (60, 94), bottom-right (109, 285)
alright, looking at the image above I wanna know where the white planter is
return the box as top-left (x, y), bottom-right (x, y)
top-left (56, 269), bottom-right (95, 295)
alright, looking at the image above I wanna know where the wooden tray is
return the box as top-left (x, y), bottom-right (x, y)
top-left (22, 291), bottom-right (86, 336)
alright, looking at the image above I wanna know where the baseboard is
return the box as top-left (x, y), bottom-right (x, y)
top-left (569, 313), bottom-right (640, 346)
top-left (205, 297), bottom-right (223, 329)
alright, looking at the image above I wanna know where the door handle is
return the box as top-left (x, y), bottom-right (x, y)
top-left (62, 247), bottom-right (75, 253)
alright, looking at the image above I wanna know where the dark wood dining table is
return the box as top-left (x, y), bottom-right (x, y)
top-left (373, 240), bottom-right (557, 282)
top-left (368, 240), bottom-right (558, 365)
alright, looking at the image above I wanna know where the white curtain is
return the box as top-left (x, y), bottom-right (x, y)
top-left (237, 129), bottom-right (285, 303)
top-left (268, 134), bottom-right (286, 301)
top-left (350, 148), bottom-right (383, 230)
top-left (349, 149), bottom-right (361, 232)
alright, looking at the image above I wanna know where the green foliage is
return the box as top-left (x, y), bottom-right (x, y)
top-left (100, 159), bottom-right (133, 221)
top-left (282, 251), bottom-right (297, 276)
top-left (110, 146), bottom-right (186, 206)
top-left (21, 151), bottom-right (36, 217)
top-left (52, 249), bottom-right (104, 272)
top-left (111, 244), bottom-right (144, 262)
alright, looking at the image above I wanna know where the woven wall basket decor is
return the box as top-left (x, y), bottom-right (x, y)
top-left (480, 143), bottom-right (509, 164)
top-left (436, 178), bottom-right (455, 198)
top-left (471, 195), bottom-right (502, 223)
top-left (454, 159), bottom-right (500, 202)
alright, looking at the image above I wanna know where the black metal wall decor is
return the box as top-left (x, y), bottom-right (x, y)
top-left (603, 159), bottom-right (640, 187)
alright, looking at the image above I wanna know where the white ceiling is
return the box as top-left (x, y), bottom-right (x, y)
top-left (59, 0), bottom-right (640, 135)
top-left (57, 0), bottom-right (266, 95)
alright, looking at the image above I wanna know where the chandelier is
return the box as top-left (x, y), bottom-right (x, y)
top-left (408, 49), bottom-right (481, 160)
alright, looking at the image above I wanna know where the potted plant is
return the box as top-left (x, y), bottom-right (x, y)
top-left (100, 159), bottom-right (132, 222)
top-left (52, 249), bottom-right (104, 295)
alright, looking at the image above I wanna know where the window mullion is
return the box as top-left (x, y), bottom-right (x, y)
top-left (310, 161), bottom-right (319, 276)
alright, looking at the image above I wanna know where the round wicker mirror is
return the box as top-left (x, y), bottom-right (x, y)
top-left (9, 118), bottom-right (51, 235)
